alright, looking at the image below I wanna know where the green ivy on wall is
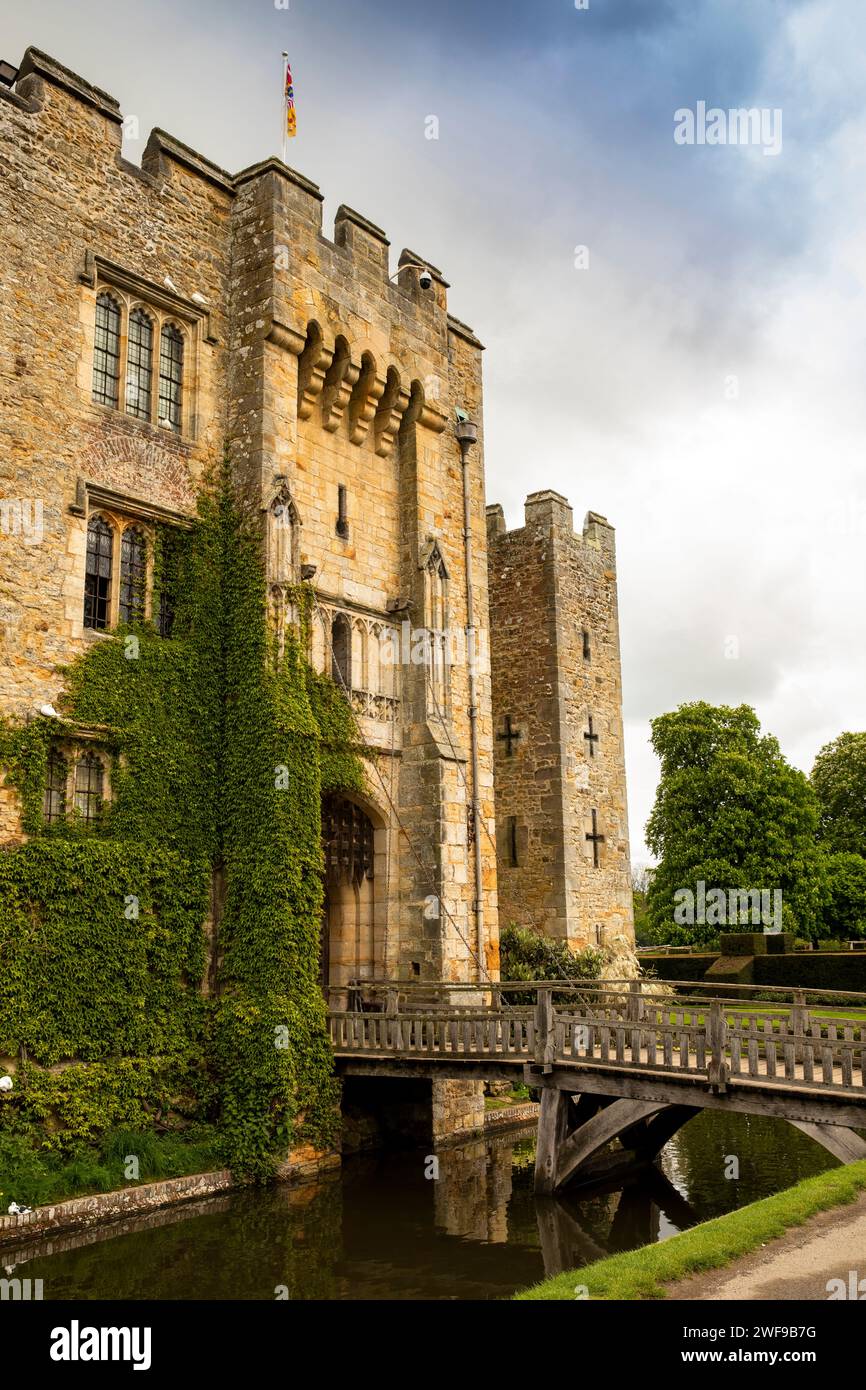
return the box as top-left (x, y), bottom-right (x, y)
top-left (0, 467), bottom-right (362, 1176)
top-left (212, 485), bottom-right (342, 1177)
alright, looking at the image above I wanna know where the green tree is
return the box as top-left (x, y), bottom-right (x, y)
top-left (811, 732), bottom-right (866, 857)
top-left (631, 864), bottom-right (655, 945)
top-left (646, 703), bottom-right (824, 944)
top-left (820, 852), bottom-right (866, 940)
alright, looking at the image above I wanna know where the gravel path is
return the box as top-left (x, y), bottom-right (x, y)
top-left (663, 1192), bottom-right (866, 1301)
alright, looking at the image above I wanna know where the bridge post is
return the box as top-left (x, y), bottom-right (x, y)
top-left (626, 980), bottom-right (643, 1023)
top-left (706, 999), bottom-right (728, 1092)
top-left (791, 990), bottom-right (808, 1062)
top-left (535, 988), bottom-right (555, 1074)
top-left (534, 1085), bottom-right (570, 1196)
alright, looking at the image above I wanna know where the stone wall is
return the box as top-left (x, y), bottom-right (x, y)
top-left (0, 1146), bottom-right (339, 1251)
top-left (0, 49), bottom-right (233, 731)
top-left (431, 1078), bottom-right (486, 1141)
top-left (0, 44), bottom-right (500, 995)
top-left (487, 491), bottom-right (634, 949)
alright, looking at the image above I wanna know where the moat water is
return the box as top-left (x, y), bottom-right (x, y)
top-left (6, 1112), bottom-right (838, 1301)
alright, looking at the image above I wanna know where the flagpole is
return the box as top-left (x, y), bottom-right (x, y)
top-left (281, 51), bottom-right (288, 164)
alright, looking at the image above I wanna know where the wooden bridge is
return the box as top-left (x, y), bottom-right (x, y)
top-left (328, 978), bottom-right (866, 1193)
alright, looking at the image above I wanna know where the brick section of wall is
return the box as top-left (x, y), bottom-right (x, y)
top-left (487, 492), bottom-right (634, 949)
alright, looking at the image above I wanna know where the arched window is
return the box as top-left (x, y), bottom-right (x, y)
top-left (125, 308), bottom-right (153, 421)
top-left (84, 516), bottom-right (114, 630)
top-left (43, 749), bottom-right (67, 825)
top-left (331, 614), bottom-right (352, 691)
top-left (74, 752), bottom-right (104, 826)
top-left (92, 293), bottom-right (121, 407)
top-left (158, 324), bottom-right (184, 432)
top-left (119, 527), bottom-right (147, 624)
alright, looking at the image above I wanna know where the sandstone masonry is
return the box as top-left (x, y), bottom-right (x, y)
top-left (0, 46), bottom-right (632, 1028)
top-left (487, 492), bottom-right (634, 949)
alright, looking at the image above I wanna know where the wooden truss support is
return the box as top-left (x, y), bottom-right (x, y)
top-left (533, 1085), bottom-right (866, 1195)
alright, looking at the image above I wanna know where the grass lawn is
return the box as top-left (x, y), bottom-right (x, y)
top-left (662, 1006), bottom-right (866, 1028)
top-left (485, 1085), bottom-right (532, 1111)
top-left (514, 1160), bottom-right (866, 1300)
top-left (0, 1127), bottom-right (223, 1211)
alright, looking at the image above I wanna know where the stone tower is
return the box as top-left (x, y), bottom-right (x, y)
top-left (486, 491), bottom-right (633, 949)
top-left (0, 46), bottom-right (499, 998)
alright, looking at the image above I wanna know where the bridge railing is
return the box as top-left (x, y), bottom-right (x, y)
top-left (327, 977), bottom-right (866, 1093)
top-left (329, 1006), bottom-right (536, 1059)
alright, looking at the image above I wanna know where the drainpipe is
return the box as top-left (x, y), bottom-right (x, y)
top-left (455, 415), bottom-right (485, 981)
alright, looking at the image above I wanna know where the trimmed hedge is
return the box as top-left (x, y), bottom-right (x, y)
top-left (642, 951), bottom-right (866, 993)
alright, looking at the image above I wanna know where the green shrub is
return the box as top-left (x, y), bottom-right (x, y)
top-left (499, 925), bottom-right (603, 1004)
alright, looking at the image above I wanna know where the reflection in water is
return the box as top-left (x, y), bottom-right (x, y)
top-left (5, 1112), bottom-right (838, 1300)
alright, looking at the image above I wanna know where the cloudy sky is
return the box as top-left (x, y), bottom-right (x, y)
top-left (5, 0), bottom-right (865, 862)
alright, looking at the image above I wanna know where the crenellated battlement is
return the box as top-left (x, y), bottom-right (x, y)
top-left (486, 494), bottom-right (617, 562)
top-left (2, 46), bottom-right (473, 354)
top-left (14, 46), bottom-right (122, 124)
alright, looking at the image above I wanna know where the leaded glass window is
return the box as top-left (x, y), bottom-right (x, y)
top-left (158, 324), bottom-right (183, 432)
top-left (43, 749), bottom-right (67, 825)
top-left (119, 527), bottom-right (147, 624)
top-left (74, 753), bottom-right (104, 826)
top-left (84, 516), bottom-right (113, 631)
top-left (92, 293), bottom-right (121, 407)
top-left (125, 308), bottom-right (153, 421)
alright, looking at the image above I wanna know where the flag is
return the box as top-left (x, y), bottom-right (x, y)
top-left (284, 58), bottom-right (297, 139)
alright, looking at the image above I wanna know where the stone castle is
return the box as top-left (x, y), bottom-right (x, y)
top-left (0, 48), bottom-right (633, 1005)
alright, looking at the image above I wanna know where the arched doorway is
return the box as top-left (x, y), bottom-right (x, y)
top-left (320, 795), bottom-right (380, 1001)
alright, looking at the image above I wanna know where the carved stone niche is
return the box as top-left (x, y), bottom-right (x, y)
top-left (267, 478), bottom-right (300, 585)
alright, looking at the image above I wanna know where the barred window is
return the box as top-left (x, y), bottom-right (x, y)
top-left (158, 325), bottom-right (184, 432)
top-left (84, 516), bottom-right (114, 631)
top-left (119, 527), bottom-right (147, 624)
top-left (43, 750), bottom-right (68, 825)
top-left (74, 753), bottom-right (104, 826)
top-left (125, 308), bottom-right (153, 421)
top-left (92, 293), bottom-right (121, 407)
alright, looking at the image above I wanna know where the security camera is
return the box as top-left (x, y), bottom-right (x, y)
top-left (389, 261), bottom-right (434, 292)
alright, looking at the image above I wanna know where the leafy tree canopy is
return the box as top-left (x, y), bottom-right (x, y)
top-left (646, 702), bottom-right (824, 944)
top-left (811, 732), bottom-right (866, 858)
top-left (819, 851), bottom-right (866, 941)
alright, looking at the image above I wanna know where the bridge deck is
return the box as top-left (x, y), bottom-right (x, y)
top-left (328, 979), bottom-right (866, 1190)
top-left (328, 979), bottom-right (866, 1100)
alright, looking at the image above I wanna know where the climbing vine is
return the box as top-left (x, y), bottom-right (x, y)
top-left (212, 483), bottom-right (344, 1177)
top-left (0, 465), bottom-right (362, 1175)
